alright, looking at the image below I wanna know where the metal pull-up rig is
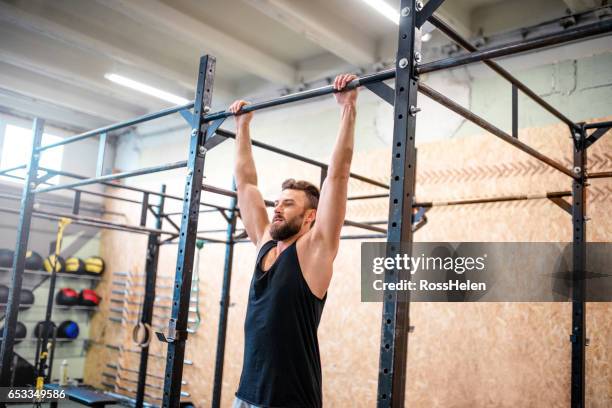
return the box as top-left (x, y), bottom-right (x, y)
top-left (0, 1), bottom-right (610, 407)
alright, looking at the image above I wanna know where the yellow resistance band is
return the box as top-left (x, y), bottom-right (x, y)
top-left (36, 217), bottom-right (71, 392)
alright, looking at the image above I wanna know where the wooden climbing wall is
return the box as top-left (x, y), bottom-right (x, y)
top-left (83, 116), bottom-right (611, 407)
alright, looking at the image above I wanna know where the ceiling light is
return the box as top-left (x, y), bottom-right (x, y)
top-left (422, 32), bottom-right (432, 42)
top-left (105, 73), bottom-right (189, 105)
top-left (360, 0), bottom-right (399, 25)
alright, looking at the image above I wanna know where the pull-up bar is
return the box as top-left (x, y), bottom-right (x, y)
top-left (203, 70), bottom-right (394, 122)
top-left (26, 16), bottom-right (609, 159)
top-left (36, 102), bottom-right (194, 152)
top-left (204, 18), bottom-right (611, 123)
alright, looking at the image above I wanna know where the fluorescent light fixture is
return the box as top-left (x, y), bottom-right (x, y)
top-left (105, 73), bottom-right (189, 105)
top-left (360, 0), bottom-right (399, 25)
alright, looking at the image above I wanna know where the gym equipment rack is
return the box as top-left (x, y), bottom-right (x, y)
top-left (0, 1), bottom-right (610, 407)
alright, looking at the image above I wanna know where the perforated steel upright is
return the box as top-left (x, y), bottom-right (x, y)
top-left (570, 128), bottom-right (587, 408)
top-left (0, 118), bottom-right (44, 386)
top-left (161, 55), bottom-right (216, 408)
top-left (377, 0), bottom-right (420, 406)
top-left (136, 185), bottom-right (166, 408)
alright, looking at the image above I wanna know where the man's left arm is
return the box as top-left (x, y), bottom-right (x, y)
top-left (310, 74), bottom-right (358, 258)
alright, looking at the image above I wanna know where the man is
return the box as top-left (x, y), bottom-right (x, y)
top-left (230, 74), bottom-right (358, 408)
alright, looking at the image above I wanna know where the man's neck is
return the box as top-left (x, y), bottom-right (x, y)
top-left (276, 229), bottom-right (308, 253)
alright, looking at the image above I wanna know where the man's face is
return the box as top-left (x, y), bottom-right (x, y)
top-left (269, 189), bottom-right (314, 241)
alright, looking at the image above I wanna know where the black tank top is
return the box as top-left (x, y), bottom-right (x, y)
top-left (236, 240), bottom-right (327, 407)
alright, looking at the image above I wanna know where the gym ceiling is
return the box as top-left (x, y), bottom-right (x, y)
top-left (0, 0), bottom-right (605, 133)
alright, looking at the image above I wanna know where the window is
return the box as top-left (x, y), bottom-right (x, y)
top-left (0, 124), bottom-right (64, 185)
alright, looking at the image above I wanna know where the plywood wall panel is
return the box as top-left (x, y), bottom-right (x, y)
top-left (83, 117), bottom-right (611, 407)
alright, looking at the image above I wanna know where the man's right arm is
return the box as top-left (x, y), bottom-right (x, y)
top-left (231, 100), bottom-right (270, 246)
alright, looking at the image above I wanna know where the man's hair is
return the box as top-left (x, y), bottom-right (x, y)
top-left (281, 179), bottom-right (320, 210)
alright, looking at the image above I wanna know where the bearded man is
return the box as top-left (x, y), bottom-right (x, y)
top-left (230, 73), bottom-right (358, 408)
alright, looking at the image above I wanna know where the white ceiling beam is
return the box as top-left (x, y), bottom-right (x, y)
top-left (98, 0), bottom-right (297, 85)
top-left (0, 14), bottom-right (235, 117)
top-left (0, 1), bottom-right (195, 90)
top-left (0, 51), bottom-right (164, 113)
top-left (0, 90), bottom-right (109, 131)
top-left (562, 0), bottom-right (602, 12)
top-left (243, 0), bottom-right (377, 67)
top-left (0, 64), bottom-right (142, 123)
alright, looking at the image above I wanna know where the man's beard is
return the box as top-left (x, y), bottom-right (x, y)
top-left (270, 215), bottom-right (303, 241)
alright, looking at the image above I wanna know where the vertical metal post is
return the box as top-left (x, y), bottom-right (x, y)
top-left (140, 193), bottom-right (150, 227)
top-left (512, 85), bottom-right (518, 138)
top-left (161, 55), bottom-right (216, 408)
top-left (319, 166), bottom-right (328, 189)
top-left (72, 190), bottom-right (81, 215)
top-left (0, 118), bottom-right (44, 385)
top-left (0, 121), bottom-right (6, 163)
top-left (96, 132), bottom-right (107, 177)
top-left (135, 185), bottom-right (165, 408)
top-left (378, 1), bottom-right (420, 406)
top-left (570, 128), bottom-right (586, 408)
top-left (212, 180), bottom-right (238, 408)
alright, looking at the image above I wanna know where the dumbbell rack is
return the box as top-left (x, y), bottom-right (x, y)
top-left (0, 266), bottom-right (101, 382)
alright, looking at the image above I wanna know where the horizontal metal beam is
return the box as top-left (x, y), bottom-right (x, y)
top-left (37, 102), bottom-right (194, 152)
top-left (36, 161), bottom-right (188, 194)
top-left (347, 193), bottom-right (389, 200)
top-left (584, 126), bottom-right (610, 148)
top-left (0, 167), bottom-right (147, 206)
top-left (339, 234), bottom-right (387, 240)
top-left (204, 69), bottom-right (395, 122)
top-left (0, 164), bottom-right (26, 176)
top-left (0, 207), bottom-right (163, 236)
top-left (40, 167), bottom-right (231, 212)
top-left (418, 83), bottom-right (575, 178)
top-left (0, 191), bottom-right (116, 215)
top-left (343, 219), bottom-right (387, 234)
top-left (587, 171), bottom-right (612, 179)
top-left (584, 120), bottom-right (612, 129)
top-left (416, 0), bottom-right (446, 28)
top-left (418, 18), bottom-right (612, 75)
top-left (163, 209), bottom-right (221, 216)
top-left (202, 183), bottom-right (388, 234)
top-left (215, 129), bottom-right (389, 189)
top-left (428, 15), bottom-right (579, 131)
top-left (413, 190), bottom-right (571, 207)
top-left (364, 82), bottom-right (395, 106)
top-left (159, 235), bottom-right (230, 245)
top-left (235, 233), bottom-right (388, 244)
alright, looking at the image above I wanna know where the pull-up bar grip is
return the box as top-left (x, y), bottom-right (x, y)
top-left (204, 70), bottom-right (395, 122)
